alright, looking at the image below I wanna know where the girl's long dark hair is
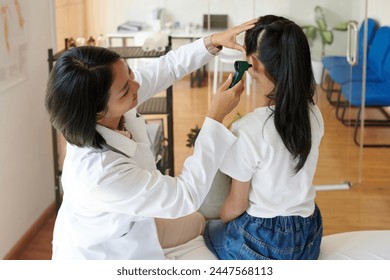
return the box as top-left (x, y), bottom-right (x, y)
top-left (245, 15), bottom-right (316, 173)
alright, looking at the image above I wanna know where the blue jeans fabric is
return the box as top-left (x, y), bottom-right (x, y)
top-left (204, 204), bottom-right (323, 260)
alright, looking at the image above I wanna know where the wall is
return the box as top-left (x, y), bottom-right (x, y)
top-left (367, 0), bottom-right (390, 25)
top-left (55, 0), bottom-right (87, 51)
top-left (0, 0), bottom-right (54, 258)
top-left (85, 0), bottom-right (361, 60)
top-left (86, 0), bottom-right (390, 60)
top-left (82, 0), bottom-right (389, 55)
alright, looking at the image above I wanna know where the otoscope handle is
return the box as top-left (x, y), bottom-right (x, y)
top-left (228, 61), bottom-right (252, 88)
top-left (229, 71), bottom-right (246, 88)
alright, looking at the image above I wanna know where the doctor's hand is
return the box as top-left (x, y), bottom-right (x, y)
top-left (207, 74), bottom-right (245, 123)
top-left (210, 19), bottom-right (257, 53)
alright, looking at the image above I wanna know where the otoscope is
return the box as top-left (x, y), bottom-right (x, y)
top-left (228, 60), bottom-right (252, 88)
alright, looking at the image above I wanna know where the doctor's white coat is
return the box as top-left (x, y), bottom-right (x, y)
top-left (51, 38), bottom-right (237, 259)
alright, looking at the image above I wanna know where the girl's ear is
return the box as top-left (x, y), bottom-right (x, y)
top-left (248, 55), bottom-right (259, 72)
top-left (249, 55), bottom-right (265, 74)
top-left (248, 55), bottom-right (262, 79)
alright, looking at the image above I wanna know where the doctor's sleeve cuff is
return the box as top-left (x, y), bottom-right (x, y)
top-left (203, 35), bottom-right (223, 55)
top-left (196, 117), bottom-right (237, 150)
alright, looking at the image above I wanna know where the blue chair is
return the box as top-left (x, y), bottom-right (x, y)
top-left (329, 26), bottom-right (390, 84)
top-left (322, 18), bottom-right (378, 71)
top-left (326, 26), bottom-right (390, 107)
top-left (336, 46), bottom-right (390, 147)
top-left (321, 18), bottom-right (378, 98)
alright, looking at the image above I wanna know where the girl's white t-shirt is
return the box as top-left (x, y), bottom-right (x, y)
top-left (219, 104), bottom-right (324, 218)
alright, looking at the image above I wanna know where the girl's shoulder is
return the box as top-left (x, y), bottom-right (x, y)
top-left (230, 107), bottom-right (275, 141)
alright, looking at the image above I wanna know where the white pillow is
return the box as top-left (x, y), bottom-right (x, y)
top-left (198, 170), bottom-right (231, 220)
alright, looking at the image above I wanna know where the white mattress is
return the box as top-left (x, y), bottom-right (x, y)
top-left (318, 230), bottom-right (390, 260)
top-left (165, 230), bottom-right (390, 260)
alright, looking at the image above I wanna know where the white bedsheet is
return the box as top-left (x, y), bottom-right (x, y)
top-left (318, 230), bottom-right (390, 260)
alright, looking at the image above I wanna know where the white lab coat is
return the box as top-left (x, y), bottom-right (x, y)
top-left (52, 38), bottom-right (237, 260)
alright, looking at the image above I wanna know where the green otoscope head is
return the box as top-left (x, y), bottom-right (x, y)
top-left (229, 60), bottom-right (252, 88)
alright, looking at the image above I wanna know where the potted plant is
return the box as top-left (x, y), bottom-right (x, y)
top-left (301, 6), bottom-right (348, 83)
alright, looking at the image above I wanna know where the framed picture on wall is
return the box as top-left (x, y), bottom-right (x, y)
top-left (0, 0), bottom-right (27, 93)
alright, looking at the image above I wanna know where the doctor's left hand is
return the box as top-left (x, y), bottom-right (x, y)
top-left (210, 19), bottom-right (257, 53)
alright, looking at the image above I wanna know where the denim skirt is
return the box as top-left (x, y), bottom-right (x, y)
top-left (204, 204), bottom-right (323, 260)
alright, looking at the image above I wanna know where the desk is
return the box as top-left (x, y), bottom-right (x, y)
top-left (105, 29), bottom-right (215, 46)
top-left (169, 29), bottom-right (214, 40)
top-left (105, 31), bottom-right (138, 46)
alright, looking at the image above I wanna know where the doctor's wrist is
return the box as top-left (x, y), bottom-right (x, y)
top-left (207, 109), bottom-right (225, 123)
top-left (204, 35), bottom-right (222, 55)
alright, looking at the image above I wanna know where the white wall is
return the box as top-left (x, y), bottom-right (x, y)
top-left (0, 0), bottom-right (54, 258)
top-left (86, 0), bottom-right (365, 60)
top-left (367, 0), bottom-right (390, 26)
top-left (83, 0), bottom-right (390, 70)
top-left (55, 0), bottom-right (87, 51)
top-left (84, 0), bottom-right (390, 53)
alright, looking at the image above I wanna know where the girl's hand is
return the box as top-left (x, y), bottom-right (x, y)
top-left (211, 19), bottom-right (257, 53)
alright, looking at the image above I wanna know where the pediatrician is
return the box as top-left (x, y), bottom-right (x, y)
top-left (45, 19), bottom-right (256, 260)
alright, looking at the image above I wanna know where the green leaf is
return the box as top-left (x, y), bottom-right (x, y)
top-left (316, 17), bottom-right (327, 31)
top-left (333, 21), bottom-right (349, 31)
top-left (314, 6), bottom-right (327, 30)
top-left (302, 25), bottom-right (318, 40)
top-left (321, 30), bottom-right (333, 45)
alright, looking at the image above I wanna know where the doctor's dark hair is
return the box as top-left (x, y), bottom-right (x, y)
top-left (245, 15), bottom-right (316, 173)
top-left (45, 46), bottom-right (121, 148)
